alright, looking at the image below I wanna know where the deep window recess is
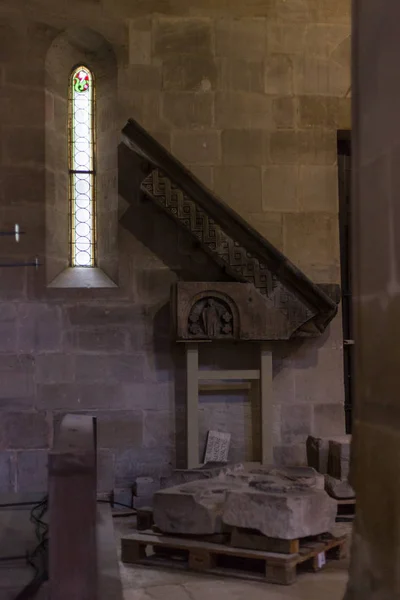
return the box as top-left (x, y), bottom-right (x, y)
top-left (68, 65), bottom-right (96, 267)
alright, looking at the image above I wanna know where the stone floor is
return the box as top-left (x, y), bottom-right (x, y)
top-left (116, 520), bottom-right (350, 600)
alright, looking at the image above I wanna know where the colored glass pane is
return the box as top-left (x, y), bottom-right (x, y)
top-left (69, 66), bottom-right (95, 267)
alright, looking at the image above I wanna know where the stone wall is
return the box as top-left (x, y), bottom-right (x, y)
top-left (345, 1), bottom-right (400, 597)
top-left (0, 0), bottom-right (350, 494)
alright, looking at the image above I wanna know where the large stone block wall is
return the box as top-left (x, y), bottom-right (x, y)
top-left (0, 0), bottom-right (350, 493)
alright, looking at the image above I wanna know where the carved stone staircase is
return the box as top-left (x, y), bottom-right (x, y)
top-left (120, 118), bottom-right (338, 341)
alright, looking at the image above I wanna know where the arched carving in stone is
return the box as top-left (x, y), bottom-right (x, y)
top-left (187, 293), bottom-right (239, 339)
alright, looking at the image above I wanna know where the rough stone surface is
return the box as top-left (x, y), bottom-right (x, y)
top-left (160, 463), bottom-right (247, 489)
top-left (154, 465), bottom-right (335, 538)
top-left (325, 474), bottom-right (355, 500)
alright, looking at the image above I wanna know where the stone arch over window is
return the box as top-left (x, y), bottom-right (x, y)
top-left (45, 28), bottom-right (118, 288)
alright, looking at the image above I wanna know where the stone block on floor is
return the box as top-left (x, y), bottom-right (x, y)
top-left (325, 474), bottom-right (355, 500)
top-left (328, 437), bottom-right (351, 480)
top-left (154, 465), bottom-right (336, 538)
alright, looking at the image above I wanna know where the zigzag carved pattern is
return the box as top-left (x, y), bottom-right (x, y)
top-left (141, 169), bottom-right (278, 296)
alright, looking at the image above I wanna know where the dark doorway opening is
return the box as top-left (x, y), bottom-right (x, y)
top-left (337, 131), bottom-right (353, 434)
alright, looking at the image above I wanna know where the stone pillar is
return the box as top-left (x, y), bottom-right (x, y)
top-left (345, 1), bottom-right (400, 598)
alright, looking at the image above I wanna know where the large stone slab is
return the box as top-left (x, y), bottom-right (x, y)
top-left (328, 437), bottom-right (351, 480)
top-left (153, 465), bottom-right (335, 539)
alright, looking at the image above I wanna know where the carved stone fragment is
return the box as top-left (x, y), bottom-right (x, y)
top-left (154, 465), bottom-right (336, 538)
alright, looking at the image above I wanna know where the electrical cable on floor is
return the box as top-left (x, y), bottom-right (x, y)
top-left (6, 495), bottom-right (137, 599)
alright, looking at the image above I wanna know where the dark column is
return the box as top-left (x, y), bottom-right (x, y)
top-left (345, 1), bottom-right (400, 597)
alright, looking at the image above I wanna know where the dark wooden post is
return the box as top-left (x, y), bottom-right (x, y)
top-left (48, 414), bottom-right (98, 600)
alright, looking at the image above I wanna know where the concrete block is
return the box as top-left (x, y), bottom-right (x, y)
top-left (16, 450), bottom-right (48, 493)
top-left (247, 212), bottom-right (283, 251)
top-left (35, 354), bottom-right (74, 384)
top-left (214, 166), bottom-right (262, 215)
top-left (163, 56), bottom-right (217, 91)
top-left (154, 18), bottom-right (212, 57)
top-left (221, 129), bottom-right (267, 166)
top-left (215, 18), bottom-right (266, 61)
top-left (265, 54), bottom-right (293, 95)
top-left (283, 213), bottom-right (339, 269)
top-left (217, 59), bottom-right (264, 93)
top-left (281, 404), bottom-right (312, 444)
top-left (298, 96), bottom-right (351, 129)
top-left (215, 92), bottom-right (272, 129)
top-left (0, 412), bottom-right (49, 450)
top-left (162, 92), bottom-right (213, 129)
top-left (119, 65), bottom-right (162, 91)
top-left (263, 165), bottom-right (299, 212)
top-left (17, 304), bottom-right (62, 352)
top-left (270, 130), bottom-right (337, 165)
top-left (272, 96), bottom-right (296, 128)
top-left (314, 404), bottom-right (346, 438)
top-left (0, 452), bottom-right (14, 492)
top-left (298, 165), bottom-right (339, 213)
top-left (171, 131), bottom-right (220, 165)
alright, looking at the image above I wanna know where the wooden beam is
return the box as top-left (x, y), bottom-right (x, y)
top-left (199, 382), bottom-right (252, 392)
top-left (198, 369), bottom-right (260, 381)
top-left (186, 344), bottom-right (199, 468)
top-left (260, 346), bottom-right (273, 465)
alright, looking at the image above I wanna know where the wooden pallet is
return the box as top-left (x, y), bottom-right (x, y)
top-left (121, 530), bottom-right (346, 585)
top-left (336, 498), bottom-right (356, 522)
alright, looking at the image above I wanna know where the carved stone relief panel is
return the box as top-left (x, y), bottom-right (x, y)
top-left (188, 296), bottom-right (235, 339)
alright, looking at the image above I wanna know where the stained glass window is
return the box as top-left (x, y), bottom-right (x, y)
top-left (68, 65), bottom-right (96, 267)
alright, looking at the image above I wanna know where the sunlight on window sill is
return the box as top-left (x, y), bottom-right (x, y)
top-left (48, 267), bottom-right (117, 289)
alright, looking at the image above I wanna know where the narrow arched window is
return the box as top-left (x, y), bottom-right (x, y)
top-left (68, 65), bottom-right (96, 267)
